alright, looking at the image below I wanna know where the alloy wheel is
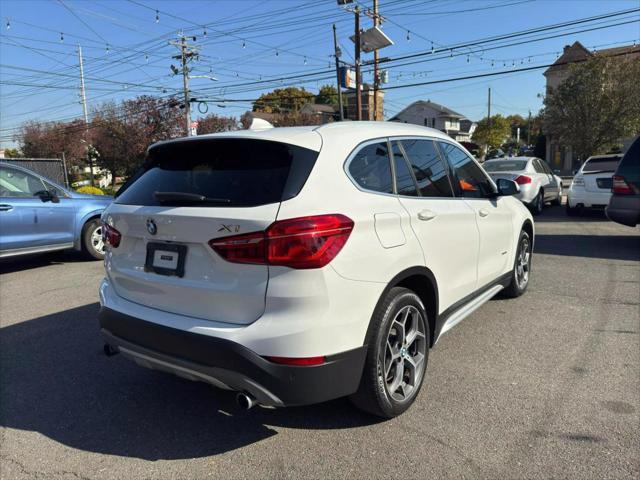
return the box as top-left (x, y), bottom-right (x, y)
top-left (382, 305), bottom-right (427, 402)
top-left (515, 236), bottom-right (531, 289)
top-left (90, 225), bottom-right (104, 254)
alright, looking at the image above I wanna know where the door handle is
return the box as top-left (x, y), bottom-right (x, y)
top-left (478, 209), bottom-right (489, 217)
top-left (417, 209), bottom-right (437, 221)
top-left (0, 204), bottom-right (13, 212)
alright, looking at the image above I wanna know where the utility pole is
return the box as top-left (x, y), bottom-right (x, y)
top-left (527, 110), bottom-right (532, 146)
top-left (78, 44), bottom-right (94, 187)
top-left (170, 35), bottom-right (198, 136)
top-left (332, 24), bottom-right (344, 121)
top-left (372, 0), bottom-right (379, 121)
top-left (486, 87), bottom-right (492, 157)
top-left (354, 6), bottom-right (362, 121)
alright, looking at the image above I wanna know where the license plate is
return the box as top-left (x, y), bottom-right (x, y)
top-left (596, 178), bottom-right (612, 189)
top-left (145, 242), bottom-right (187, 277)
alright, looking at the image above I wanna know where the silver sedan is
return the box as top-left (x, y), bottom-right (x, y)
top-left (483, 157), bottom-right (563, 215)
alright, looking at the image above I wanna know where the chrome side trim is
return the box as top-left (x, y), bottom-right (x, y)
top-left (438, 284), bottom-right (504, 339)
top-left (0, 242), bottom-right (74, 258)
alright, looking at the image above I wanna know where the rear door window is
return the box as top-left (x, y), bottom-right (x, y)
top-left (391, 142), bottom-right (419, 197)
top-left (400, 139), bottom-right (453, 197)
top-left (348, 141), bottom-right (394, 194)
top-left (115, 138), bottom-right (318, 207)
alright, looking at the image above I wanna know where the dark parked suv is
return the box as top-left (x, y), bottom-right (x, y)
top-left (606, 136), bottom-right (640, 227)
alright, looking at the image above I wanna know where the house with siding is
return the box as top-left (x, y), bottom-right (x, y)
top-left (389, 100), bottom-right (476, 142)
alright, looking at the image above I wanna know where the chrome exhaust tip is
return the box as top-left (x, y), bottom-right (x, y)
top-left (236, 392), bottom-right (257, 410)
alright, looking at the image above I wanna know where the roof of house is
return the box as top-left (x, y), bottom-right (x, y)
top-left (459, 119), bottom-right (476, 133)
top-left (390, 100), bottom-right (465, 120)
top-left (544, 41), bottom-right (640, 75)
top-left (300, 103), bottom-right (336, 114)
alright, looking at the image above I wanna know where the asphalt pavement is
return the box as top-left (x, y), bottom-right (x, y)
top-left (1, 205), bottom-right (638, 479)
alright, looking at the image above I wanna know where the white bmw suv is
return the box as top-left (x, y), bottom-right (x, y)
top-left (99, 122), bottom-right (534, 418)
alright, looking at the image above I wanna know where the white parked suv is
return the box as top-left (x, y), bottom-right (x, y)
top-left (567, 154), bottom-right (623, 215)
top-left (98, 122), bottom-right (534, 418)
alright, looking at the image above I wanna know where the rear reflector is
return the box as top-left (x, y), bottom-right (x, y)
top-left (266, 356), bottom-right (326, 366)
top-left (612, 175), bottom-right (633, 194)
top-left (515, 175), bottom-right (532, 185)
top-left (209, 214), bottom-right (354, 269)
top-left (101, 222), bottom-right (121, 248)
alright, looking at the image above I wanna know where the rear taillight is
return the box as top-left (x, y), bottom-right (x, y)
top-left (102, 222), bottom-right (121, 248)
top-left (265, 356), bottom-right (326, 366)
top-left (515, 175), bottom-right (532, 185)
top-left (612, 175), bottom-right (633, 194)
top-left (209, 214), bottom-right (354, 269)
top-left (572, 176), bottom-right (585, 187)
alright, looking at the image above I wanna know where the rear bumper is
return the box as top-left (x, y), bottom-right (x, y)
top-left (606, 194), bottom-right (640, 227)
top-left (99, 306), bottom-right (367, 407)
top-left (567, 187), bottom-right (611, 208)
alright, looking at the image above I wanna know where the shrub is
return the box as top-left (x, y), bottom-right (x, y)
top-left (76, 186), bottom-right (105, 195)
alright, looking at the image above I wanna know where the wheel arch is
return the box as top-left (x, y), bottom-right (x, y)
top-left (521, 219), bottom-right (534, 250)
top-left (364, 266), bottom-right (439, 348)
top-left (73, 211), bottom-right (103, 250)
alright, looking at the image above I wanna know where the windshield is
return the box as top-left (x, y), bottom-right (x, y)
top-left (115, 138), bottom-right (318, 208)
top-left (582, 156), bottom-right (621, 173)
top-left (483, 160), bottom-right (528, 172)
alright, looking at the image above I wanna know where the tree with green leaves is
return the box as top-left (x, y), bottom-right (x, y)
top-left (315, 84), bottom-right (338, 106)
top-left (471, 114), bottom-right (511, 148)
top-left (2, 148), bottom-right (22, 158)
top-left (253, 87), bottom-right (315, 113)
top-left (543, 56), bottom-right (640, 160)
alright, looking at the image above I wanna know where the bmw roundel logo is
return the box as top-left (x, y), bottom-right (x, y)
top-left (146, 218), bottom-right (157, 235)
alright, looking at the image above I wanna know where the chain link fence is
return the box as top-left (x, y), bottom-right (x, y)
top-left (2, 158), bottom-right (69, 187)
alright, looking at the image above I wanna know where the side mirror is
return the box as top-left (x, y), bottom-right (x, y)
top-left (36, 190), bottom-right (60, 203)
top-left (572, 169), bottom-right (578, 176)
top-left (496, 178), bottom-right (520, 196)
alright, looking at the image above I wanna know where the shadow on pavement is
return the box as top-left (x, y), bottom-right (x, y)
top-left (0, 303), bottom-right (380, 461)
top-left (535, 234), bottom-right (640, 261)
top-left (0, 251), bottom-right (97, 274)
top-left (533, 205), bottom-right (609, 223)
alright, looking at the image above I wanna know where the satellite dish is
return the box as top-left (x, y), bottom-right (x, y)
top-left (249, 118), bottom-right (274, 130)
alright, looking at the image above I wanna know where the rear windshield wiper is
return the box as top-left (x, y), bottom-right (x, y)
top-left (153, 191), bottom-right (231, 204)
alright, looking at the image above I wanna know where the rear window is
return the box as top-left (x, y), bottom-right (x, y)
top-left (115, 138), bottom-right (318, 207)
top-left (483, 160), bottom-right (527, 172)
top-left (582, 156), bottom-right (621, 173)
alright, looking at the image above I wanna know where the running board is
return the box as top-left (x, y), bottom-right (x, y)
top-left (437, 284), bottom-right (504, 340)
top-left (0, 242), bottom-right (73, 258)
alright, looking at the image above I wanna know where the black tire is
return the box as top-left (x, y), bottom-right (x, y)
top-left (551, 191), bottom-right (562, 206)
top-left (350, 287), bottom-right (430, 418)
top-left (502, 229), bottom-right (532, 298)
top-left (81, 218), bottom-right (105, 260)
top-left (530, 189), bottom-right (544, 216)
top-left (565, 201), bottom-right (579, 216)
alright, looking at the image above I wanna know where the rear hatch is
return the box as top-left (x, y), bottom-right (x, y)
top-left (104, 137), bottom-right (318, 324)
top-left (581, 156), bottom-right (621, 192)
